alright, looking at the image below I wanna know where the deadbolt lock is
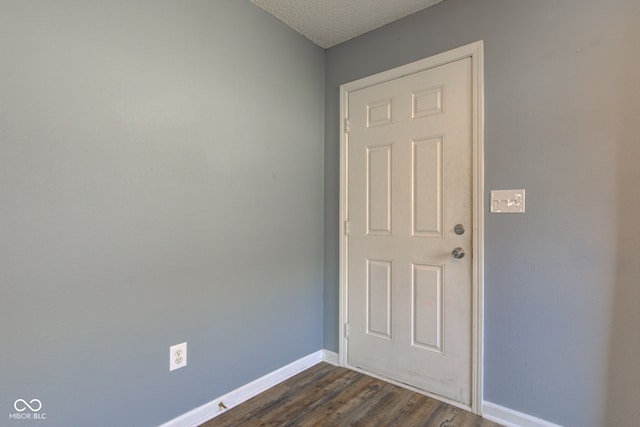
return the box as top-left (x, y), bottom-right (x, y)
top-left (454, 224), bottom-right (465, 235)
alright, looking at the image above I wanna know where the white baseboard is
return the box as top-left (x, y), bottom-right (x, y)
top-left (160, 350), bottom-right (325, 427)
top-left (321, 349), bottom-right (339, 365)
top-left (483, 401), bottom-right (563, 427)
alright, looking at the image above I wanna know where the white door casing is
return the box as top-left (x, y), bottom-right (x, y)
top-left (339, 42), bottom-right (484, 412)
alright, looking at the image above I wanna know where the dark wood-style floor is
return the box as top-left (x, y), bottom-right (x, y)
top-left (200, 363), bottom-right (502, 427)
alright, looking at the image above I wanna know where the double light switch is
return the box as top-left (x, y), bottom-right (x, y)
top-left (490, 189), bottom-right (525, 213)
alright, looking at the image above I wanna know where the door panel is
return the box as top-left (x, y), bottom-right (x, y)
top-left (367, 145), bottom-right (392, 235)
top-left (367, 259), bottom-right (392, 339)
top-left (412, 263), bottom-right (443, 353)
top-left (412, 136), bottom-right (443, 237)
top-left (347, 57), bottom-right (472, 404)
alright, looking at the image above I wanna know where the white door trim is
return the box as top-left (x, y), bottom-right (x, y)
top-left (338, 41), bottom-right (485, 414)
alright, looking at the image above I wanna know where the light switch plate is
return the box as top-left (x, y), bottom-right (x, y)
top-left (491, 189), bottom-right (525, 213)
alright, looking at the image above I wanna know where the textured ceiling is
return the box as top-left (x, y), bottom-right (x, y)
top-left (251, 0), bottom-right (444, 49)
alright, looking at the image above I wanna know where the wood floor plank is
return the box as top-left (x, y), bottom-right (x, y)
top-left (220, 363), bottom-right (333, 423)
top-left (318, 378), bottom-right (400, 426)
top-left (349, 382), bottom-right (417, 426)
top-left (261, 369), bottom-right (364, 426)
top-left (371, 391), bottom-right (440, 427)
top-left (201, 363), bottom-right (503, 427)
top-left (283, 374), bottom-right (376, 425)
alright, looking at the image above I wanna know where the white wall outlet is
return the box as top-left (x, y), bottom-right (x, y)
top-left (491, 189), bottom-right (526, 213)
top-left (169, 342), bottom-right (187, 371)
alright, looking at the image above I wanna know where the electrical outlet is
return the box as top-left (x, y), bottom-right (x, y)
top-left (169, 342), bottom-right (187, 371)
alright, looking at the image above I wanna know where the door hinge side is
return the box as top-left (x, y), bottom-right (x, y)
top-left (344, 323), bottom-right (350, 338)
top-left (344, 220), bottom-right (350, 235)
top-left (344, 118), bottom-right (350, 133)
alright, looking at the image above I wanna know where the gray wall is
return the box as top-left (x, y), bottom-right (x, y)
top-left (323, 1), bottom-right (640, 426)
top-left (0, 1), bottom-right (325, 426)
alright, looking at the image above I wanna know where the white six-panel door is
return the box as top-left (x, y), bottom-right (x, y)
top-left (346, 56), bottom-right (473, 405)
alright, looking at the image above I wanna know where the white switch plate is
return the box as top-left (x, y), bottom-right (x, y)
top-left (169, 342), bottom-right (187, 371)
top-left (491, 189), bottom-right (526, 213)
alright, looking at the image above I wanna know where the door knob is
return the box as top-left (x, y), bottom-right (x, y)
top-left (452, 247), bottom-right (465, 259)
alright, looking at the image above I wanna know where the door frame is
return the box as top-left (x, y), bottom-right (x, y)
top-left (338, 41), bottom-right (485, 414)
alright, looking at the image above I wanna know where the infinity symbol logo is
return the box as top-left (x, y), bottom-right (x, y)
top-left (14, 399), bottom-right (42, 412)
